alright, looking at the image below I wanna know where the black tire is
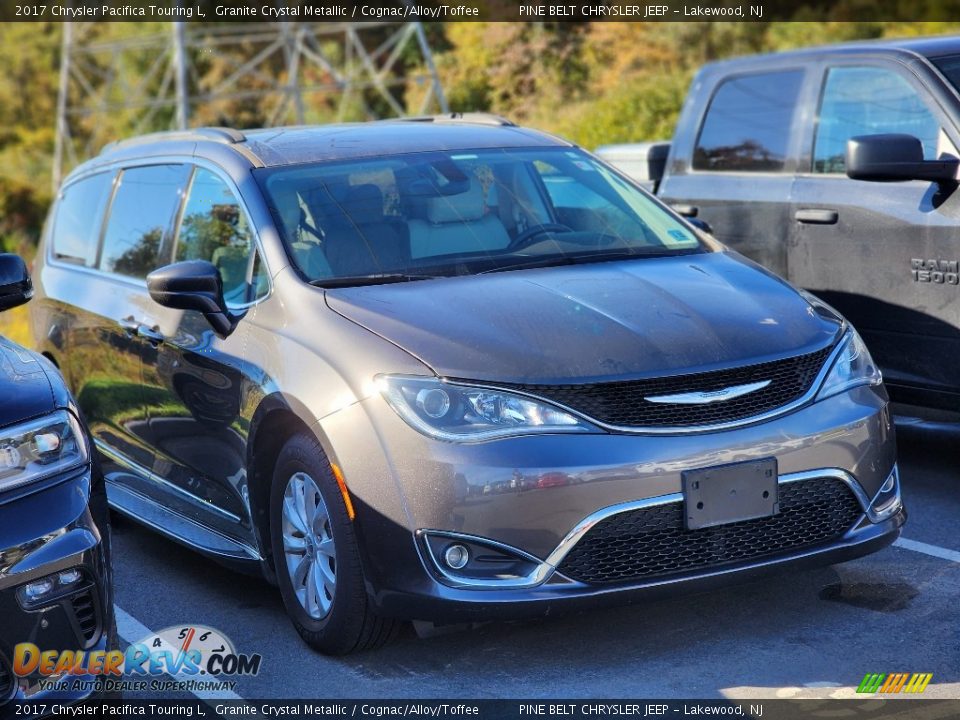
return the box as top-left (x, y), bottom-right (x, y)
top-left (269, 430), bottom-right (399, 654)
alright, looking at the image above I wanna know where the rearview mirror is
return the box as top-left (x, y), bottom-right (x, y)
top-left (846, 134), bottom-right (959, 185)
top-left (0, 253), bottom-right (33, 312)
top-left (146, 260), bottom-right (243, 338)
top-left (686, 217), bottom-right (713, 235)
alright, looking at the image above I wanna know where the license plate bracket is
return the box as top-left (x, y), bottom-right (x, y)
top-left (682, 457), bottom-right (778, 531)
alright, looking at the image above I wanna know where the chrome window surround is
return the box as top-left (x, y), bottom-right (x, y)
top-left (47, 155), bottom-right (274, 310)
top-left (444, 332), bottom-right (859, 437)
top-left (418, 464), bottom-right (900, 591)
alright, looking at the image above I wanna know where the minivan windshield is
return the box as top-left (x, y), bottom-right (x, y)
top-left (255, 147), bottom-right (703, 286)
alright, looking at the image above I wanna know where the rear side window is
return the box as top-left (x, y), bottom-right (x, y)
top-left (694, 70), bottom-right (804, 172)
top-left (99, 164), bottom-right (188, 279)
top-left (176, 167), bottom-right (267, 305)
top-left (814, 67), bottom-right (940, 174)
top-left (52, 173), bottom-right (112, 267)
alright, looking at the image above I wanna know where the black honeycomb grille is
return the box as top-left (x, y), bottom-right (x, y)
top-left (0, 658), bottom-right (13, 702)
top-left (71, 590), bottom-right (99, 645)
top-left (0, 656), bottom-right (12, 700)
top-left (500, 344), bottom-right (834, 428)
top-left (557, 477), bottom-right (862, 585)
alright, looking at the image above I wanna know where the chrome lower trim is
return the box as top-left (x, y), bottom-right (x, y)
top-left (95, 439), bottom-right (242, 523)
top-left (422, 465), bottom-right (888, 591)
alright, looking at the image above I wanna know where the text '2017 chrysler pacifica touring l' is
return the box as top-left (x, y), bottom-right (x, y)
top-left (31, 115), bottom-right (904, 654)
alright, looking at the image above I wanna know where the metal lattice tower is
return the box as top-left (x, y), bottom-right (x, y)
top-left (53, 20), bottom-right (449, 190)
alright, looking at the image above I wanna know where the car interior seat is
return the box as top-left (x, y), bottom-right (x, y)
top-left (324, 184), bottom-right (410, 276)
top-left (408, 178), bottom-right (511, 259)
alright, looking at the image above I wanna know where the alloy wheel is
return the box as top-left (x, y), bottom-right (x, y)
top-left (281, 471), bottom-right (337, 619)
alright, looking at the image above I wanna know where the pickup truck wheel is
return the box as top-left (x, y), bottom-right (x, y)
top-left (269, 430), bottom-right (399, 654)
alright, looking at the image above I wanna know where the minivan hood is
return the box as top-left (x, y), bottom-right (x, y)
top-left (0, 336), bottom-right (56, 424)
top-left (325, 252), bottom-right (841, 384)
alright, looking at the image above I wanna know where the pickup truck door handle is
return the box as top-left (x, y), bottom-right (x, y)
top-left (795, 209), bottom-right (839, 225)
top-left (136, 324), bottom-right (164, 345)
top-left (671, 204), bottom-right (699, 218)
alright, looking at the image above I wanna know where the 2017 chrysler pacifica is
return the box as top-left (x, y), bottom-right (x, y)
top-left (31, 115), bottom-right (904, 654)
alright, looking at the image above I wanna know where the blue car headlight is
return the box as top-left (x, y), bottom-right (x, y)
top-left (816, 329), bottom-right (882, 401)
top-left (377, 375), bottom-right (597, 442)
top-left (0, 410), bottom-right (89, 493)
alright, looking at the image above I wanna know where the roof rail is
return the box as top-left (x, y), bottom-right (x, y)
top-left (100, 126), bottom-right (246, 155)
top-left (394, 113), bottom-right (517, 127)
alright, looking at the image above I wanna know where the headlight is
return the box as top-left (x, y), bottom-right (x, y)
top-left (816, 329), bottom-right (882, 401)
top-left (377, 375), bottom-right (597, 442)
top-left (0, 410), bottom-right (89, 493)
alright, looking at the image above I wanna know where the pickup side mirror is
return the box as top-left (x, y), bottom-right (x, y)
top-left (0, 253), bottom-right (33, 312)
top-left (686, 217), bottom-right (713, 235)
top-left (146, 260), bottom-right (243, 338)
top-left (846, 133), bottom-right (959, 185)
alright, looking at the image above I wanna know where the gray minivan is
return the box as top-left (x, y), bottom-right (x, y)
top-left (31, 117), bottom-right (903, 654)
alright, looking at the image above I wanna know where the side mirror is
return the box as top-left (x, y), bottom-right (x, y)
top-left (0, 253), bottom-right (33, 312)
top-left (686, 217), bottom-right (713, 235)
top-left (846, 134), bottom-right (959, 185)
top-left (146, 260), bottom-right (243, 339)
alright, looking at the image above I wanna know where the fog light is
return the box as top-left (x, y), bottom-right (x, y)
top-left (416, 388), bottom-right (451, 419)
top-left (444, 544), bottom-right (470, 570)
top-left (59, 568), bottom-right (82, 586)
top-left (879, 472), bottom-right (896, 494)
top-left (869, 465), bottom-right (901, 522)
top-left (23, 577), bottom-right (55, 603)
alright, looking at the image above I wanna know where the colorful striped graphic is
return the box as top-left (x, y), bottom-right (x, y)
top-left (857, 673), bottom-right (933, 694)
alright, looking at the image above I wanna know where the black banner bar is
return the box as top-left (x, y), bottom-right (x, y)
top-left (4, 0), bottom-right (960, 23)
top-left (4, 699), bottom-right (960, 720)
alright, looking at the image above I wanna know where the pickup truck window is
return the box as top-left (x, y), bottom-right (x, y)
top-left (814, 66), bottom-right (940, 174)
top-left (693, 70), bottom-right (803, 173)
top-left (932, 54), bottom-right (960, 95)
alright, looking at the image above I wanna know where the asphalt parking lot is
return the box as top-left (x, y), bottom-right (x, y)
top-left (111, 419), bottom-right (960, 701)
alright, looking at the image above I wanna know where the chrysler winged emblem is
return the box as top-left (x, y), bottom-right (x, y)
top-left (644, 380), bottom-right (771, 405)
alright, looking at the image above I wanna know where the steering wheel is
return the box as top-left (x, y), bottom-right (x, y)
top-left (508, 223), bottom-right (574, 251)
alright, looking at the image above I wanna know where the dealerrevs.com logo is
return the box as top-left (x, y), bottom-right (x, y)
top-left (13, 625), bottom-right (261, 694)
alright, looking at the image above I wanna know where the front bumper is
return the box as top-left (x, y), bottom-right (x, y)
top-left (379, 505), bottom-right (905, 622)
top-left (321, 383), bottom-right (899, 621)
top-left (0, 465), bottom-right (112, 704)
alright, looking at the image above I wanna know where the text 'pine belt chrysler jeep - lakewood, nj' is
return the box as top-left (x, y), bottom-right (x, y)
top-left (598, 36), bottom-right (960, 415)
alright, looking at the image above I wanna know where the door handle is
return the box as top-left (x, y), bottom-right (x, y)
top-left (795, 209), bottom-right (838, 225)
top-left (136, 324), bottom-right (164, 345)
top-left (671, 204), bottom-right (699, 218)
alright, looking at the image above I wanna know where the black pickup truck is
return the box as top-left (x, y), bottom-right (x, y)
top-left (598, 36), bottom-right (960, 413)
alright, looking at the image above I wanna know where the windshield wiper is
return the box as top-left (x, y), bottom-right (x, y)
top-left (478, 249), bottom-right (673, 274)
top-left (311, 273), bottom-right (439, 288)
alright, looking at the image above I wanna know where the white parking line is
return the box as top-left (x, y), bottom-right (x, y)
top-left (894, 537), bottom-right (960, 564)
top-left (114, 605), bottom-right (246, 702)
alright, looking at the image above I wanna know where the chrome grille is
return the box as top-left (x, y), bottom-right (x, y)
top-left (501, 344), bottom-right (834, 428)
top-left (557, 476), bottom-right (862, 585)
